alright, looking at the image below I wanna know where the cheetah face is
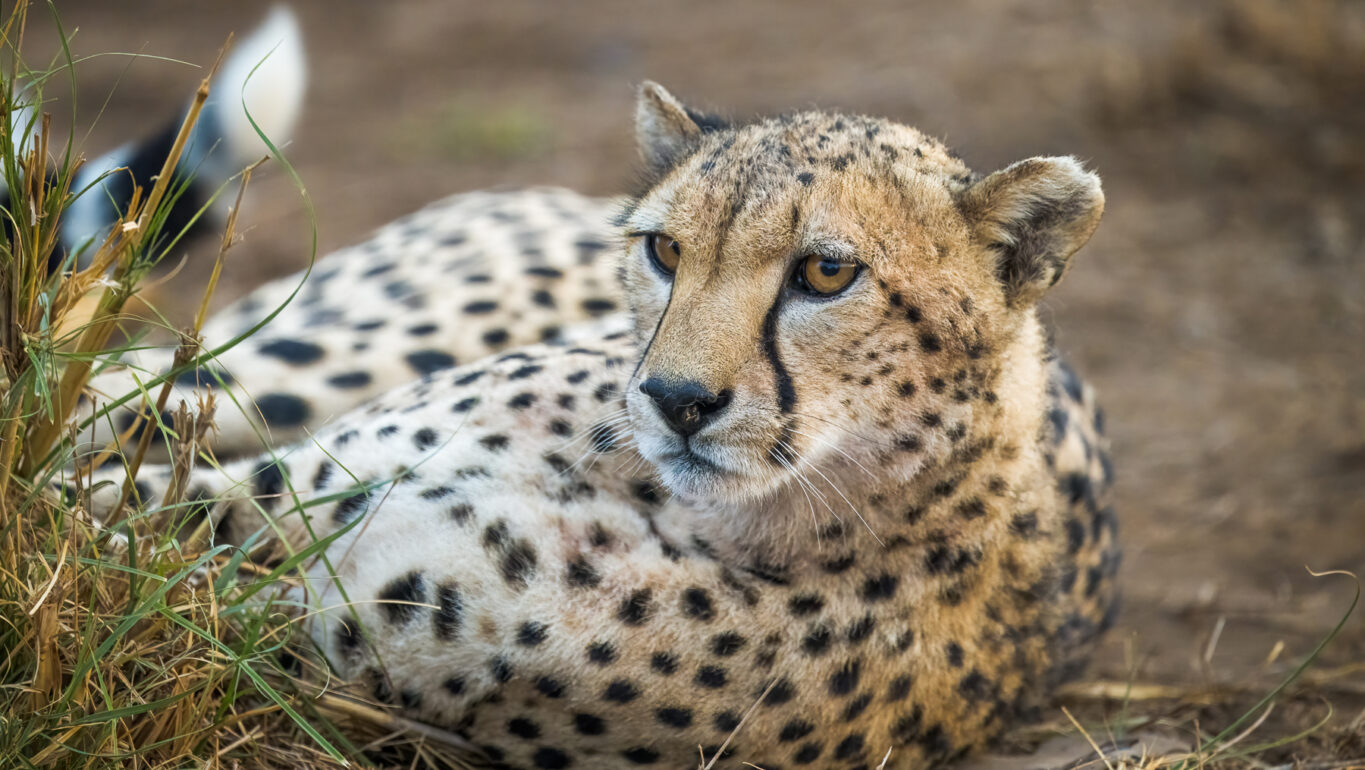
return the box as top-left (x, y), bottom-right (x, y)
top-left (621, 83), bottom-right (1104, 504)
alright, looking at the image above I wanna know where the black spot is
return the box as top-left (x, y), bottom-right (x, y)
top-left (378, 571), bottom-right (425, 626)
top-left (829, 660), bottom-right (860, 696)
top-left (433, 582), bottom-right (462, 640)
top-left (412, 428), bottom-right (440, 450)
top-left (695, 665), bottom-right (727, 689)
top-left (842, 693), bottom-right (873, 721)
top-left (335, 616), bottom-right (362, 656)
top-left (582, 298), bottom-right (616, 316)
top-left (797, 171), bottom-right (815, 186)
top-left (788, 593), bottom-right (824, 617)
top-left (448, 502), bottom-right (474, 523)
top-left (327, 370), bottom-right (372, 389)
top-left (682, 588), bottom-right (715, 621)
top-left (764, 678), bottom-right (796, 705)
top-left (250, 460), bottom-right (286, 500)
top-left (509, 392), bottom-right (538, 410)
top-left (517, 621), bottom-right (549, 647)
top-left (532, 747), bottom-right (571, 769)
top-left (780, 719), bottom-right (814, 742)
top-left (463, 300), bottom-right (498, 314)
top-left (256, 393), bottom-right (311, 428)
top-left (587, 641), bottom-right (618, 665)
top-left (905, 304), bottom-right (923, 323)
top-left (794, 742), bottom-right (823, 763)
top-left (945, 641), bottom-right (964, 667)
top-left (925, 545), bottom-right (978, 575)
top-left (313, 461), bottom-right (334, 489)
top-left (710, 631), bottom-right (747, 657)
top-left (622, 747), bottom-right (659, 764)
top-left (354, 319), bottom-right (385, 331)
top-left (651, 651), bottom-right (679, 675)
top-left (860, 573), bottom-right (898, 602)
top-left (259, 339), bottom-right (325, 365)
top-left (1066, 518), bottom-right (1086, 554)
top-left (508, 717), bottom-right (541, 739)
top-left (407, 323), bottom-right (439, 337)
top-left (1011, 511), bottom-right (1039, 536)
top-left (574, 712), bottom-right (606, 736)
top-left (479, 434), bottom-right (510, 451)
top-left (442, 676), bottom-right (465, 695)
top-left (333, 487), bottom-right (371, 524)
top-left (887, 674), bottom-right (913, 701)
top-left (958, 669), bottom-right (994, 701)
top-left (655, 706), bottom-right (693, 728)
top-left (566, 555), bottom-right (600, 588)
top-left (174, 366), bottom-right (234, 389)
top-left (490, 655), bottom-right (513, 683)
top-left (452, 396), bottom-right (479, 413)
top-left (509, 364), bottom-right (544, 380)
top-left (501, 540), bottom-right (538, 588)
top-left (482, 328), bottom-right (510, 346)
top-left (713, 710), bottom-right (742, 733)
top-left (956, 497), bottom-right (987, 520)
top-left (846, 614), bottom-right (876, 644)
top-left (822, 553), bottom-right (857, 573)
top-left (618, 589), bottom-right (654, 626)
top-left (603, 679), bottom-right (639, 703)
top-left (896, 434), bottom-right (922, 452)
top-left (834, 733), bottom-right (866, 760)
top-left (803, 624), bottom-right (833, 656)
top-left (405, 350), bottom-right (456, 374)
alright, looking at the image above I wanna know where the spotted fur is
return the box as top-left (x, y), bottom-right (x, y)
top-left (83, 83), bottom-right (1118, 769)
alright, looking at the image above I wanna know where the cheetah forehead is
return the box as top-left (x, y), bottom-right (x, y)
top-left (624, 110), bottom-right (976, 236)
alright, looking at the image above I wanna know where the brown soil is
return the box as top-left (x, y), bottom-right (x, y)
top-left (27, 0), bottom-right (1365, 763)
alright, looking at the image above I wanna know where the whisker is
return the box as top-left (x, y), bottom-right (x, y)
top-left (796, 453), bottom-right (884, 547)
top-left (785, 426), bottom-right (877, 480)
top-left (789, 409), bottom-right (903, 452)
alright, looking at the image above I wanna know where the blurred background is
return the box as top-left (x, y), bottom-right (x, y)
top-left (27, 0), bottom-right (1365, 752)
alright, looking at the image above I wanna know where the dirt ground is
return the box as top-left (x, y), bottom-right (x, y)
top-left (27, 0), bottom-right (1365, 763)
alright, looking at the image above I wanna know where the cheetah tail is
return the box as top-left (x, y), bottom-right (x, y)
top-left (54, 6), bottom-right (307, 269)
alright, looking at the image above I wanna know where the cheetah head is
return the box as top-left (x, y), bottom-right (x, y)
top-left (620, 82), bottom-right (1104, 504)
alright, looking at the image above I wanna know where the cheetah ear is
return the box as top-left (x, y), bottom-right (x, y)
top-left (635, 81), bottom-right (705, 174)
top-left (958, 156), bottom-right (1104, 307)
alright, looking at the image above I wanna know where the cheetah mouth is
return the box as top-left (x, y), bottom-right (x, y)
top-left (664, 446), bottom-right (727, 475)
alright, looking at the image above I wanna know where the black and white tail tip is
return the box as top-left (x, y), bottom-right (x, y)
top-left (4, 6), bottom-right (306, 270)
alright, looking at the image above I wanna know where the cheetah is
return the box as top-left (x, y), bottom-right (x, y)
top-left (85, 83), bottom-right (1119, 769)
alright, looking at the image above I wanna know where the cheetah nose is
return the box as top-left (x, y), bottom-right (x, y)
top-left (639, 377), bottom-right (731, 437)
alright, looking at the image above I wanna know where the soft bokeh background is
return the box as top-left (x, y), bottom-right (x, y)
top-left (28, 0), bottom-right (1365, 749)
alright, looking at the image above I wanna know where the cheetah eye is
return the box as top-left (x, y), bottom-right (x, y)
top-left (792, 254), bottom-right (860, 296)
top-left (645, 233), bottom-right (682, 276)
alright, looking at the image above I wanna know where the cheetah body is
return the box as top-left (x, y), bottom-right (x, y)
top-left (87, 85), bottom-right (1120, 769)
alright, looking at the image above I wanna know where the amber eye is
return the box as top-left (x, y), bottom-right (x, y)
top-left (646, 234), bottom-right (682, 275)
top-left (794, 255), bottom-right (860, 296)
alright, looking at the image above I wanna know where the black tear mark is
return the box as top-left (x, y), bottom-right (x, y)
top-left (760, 296), bottom-right (797, 414)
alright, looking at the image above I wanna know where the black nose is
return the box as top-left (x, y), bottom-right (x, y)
top-left (639, 377), bottom-right (731, 437)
